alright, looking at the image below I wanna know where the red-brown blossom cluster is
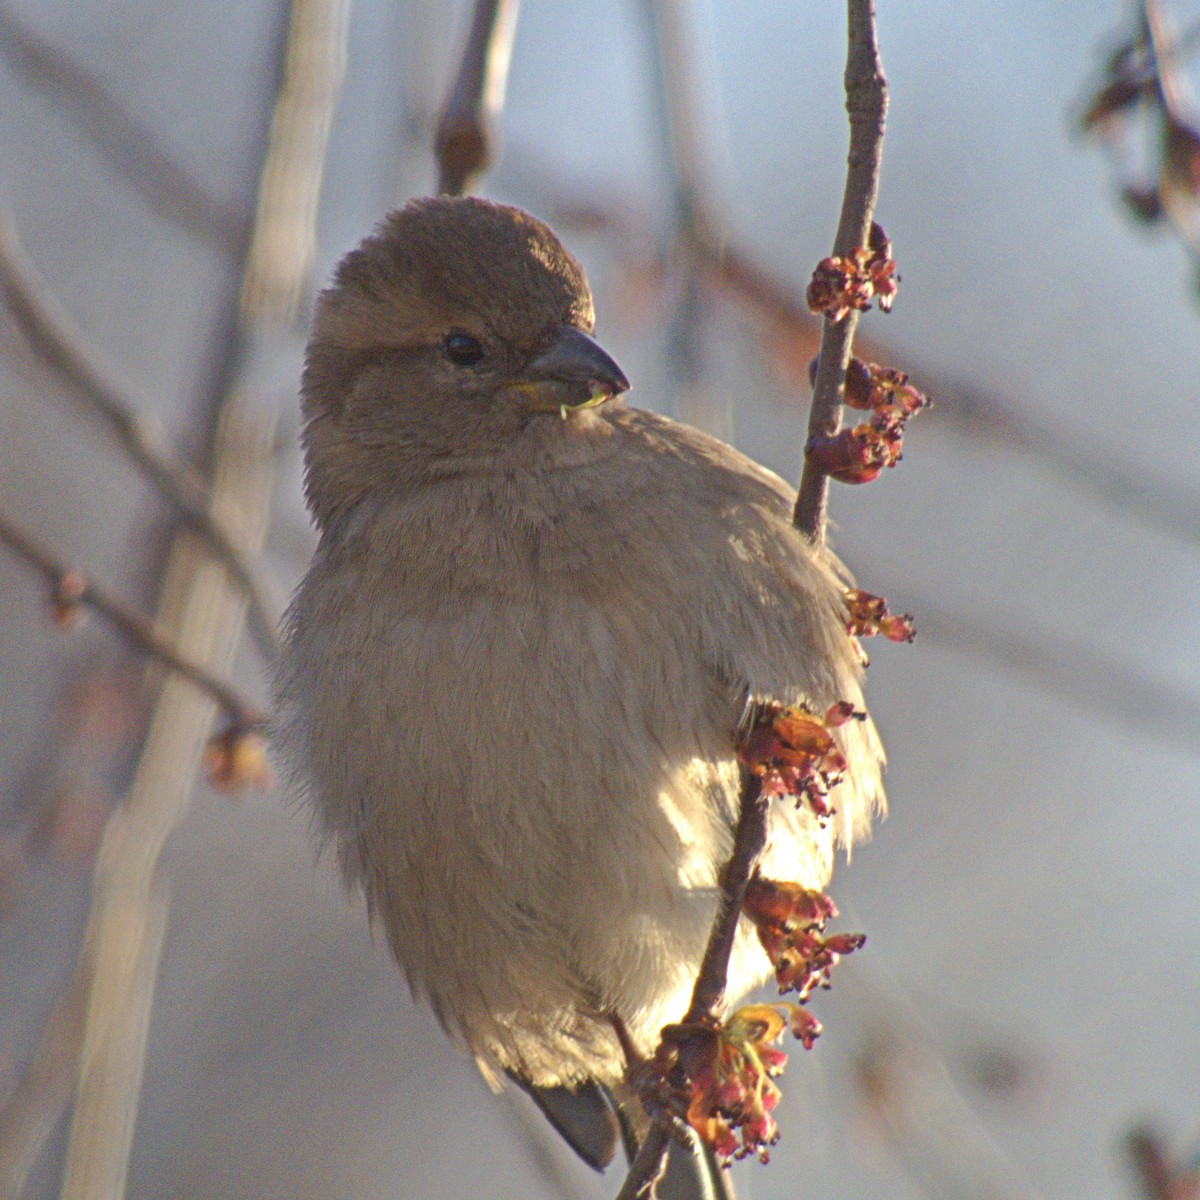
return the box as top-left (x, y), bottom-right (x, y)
top-left (737, 701), bottom-right (863, 823)
top-left (844, 587), bottom-right (915, 644)
top-left (805, 223), bottom-right (897, 322)
top-left (663, 1003), bottom-right (816, 1163)
top-left (804, 420), bottom-right (900, 485)
top-left (743, 877), bottom-right (865, 1000)
top-left (841, 358), bottom-right (929, 418)
top-left (203, 725), bottom-right (273, 793)
top-left (805, 355), bottom-right (928, 485)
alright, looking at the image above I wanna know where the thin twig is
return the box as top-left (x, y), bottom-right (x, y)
top-left (685, 769), bottom-right (770, 1023)
top-left (0, 2), bottom-right (244, 252)
top-left (614, 771), bottom-right (769, 1199)
top-left (613, 1123), bottom-right (671, 1200)
top-left (0, 509), bottom-right (264, 730)
top-left (793, 0), bottom-right (888, 543)
top-left (0, 213), bottom-right (280, 658)
top-left (434, 0), bottom-right (519, 196)
top-left (614, 5), bottom-right (887, 1195)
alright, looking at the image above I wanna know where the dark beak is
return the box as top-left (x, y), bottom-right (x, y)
top-left (517, 326), bottom-right (630, 415)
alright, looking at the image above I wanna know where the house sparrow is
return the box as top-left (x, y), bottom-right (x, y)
top-left (274, 196), bottom-right (885, 1195)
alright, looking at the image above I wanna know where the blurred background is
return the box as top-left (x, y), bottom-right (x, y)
top-left (1, 1), bottom-right (1198, 1198)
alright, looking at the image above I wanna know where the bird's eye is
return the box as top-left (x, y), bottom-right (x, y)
top-left (443, 331), bottom-right (485, 367)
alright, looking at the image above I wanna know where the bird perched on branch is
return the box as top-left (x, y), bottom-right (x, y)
top-left (275, 196), bottom-right (885, 1198)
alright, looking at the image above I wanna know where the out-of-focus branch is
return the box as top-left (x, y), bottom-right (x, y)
top-left (643, 0), bottom-right (713, 229)
top-left (1142, 0), bottom-right (1186, 117)
top-left (1124, 1127), bottom-right (1200, 1200)
top-left (0, 2), bottom-right (244, 252)
top-left (927, 371), bottom-right (1200, 553)
top-left (0, 213), bottom-right (281, 658)
top-left (910, 593), bottom-right (1200, 755)
top-left (0, 973), bottom-right (88, 1198)
top-left (794, 0), bottom-right (888, 543)
top-left (434, 0), bottom-right (519, 196)
top-left (641, 0), bottom-right (731, 437)
top-left (1126, 1129), bottom-right (1177, 1200)
top-left (0, 510), bottom-right (264, 730)
top-left (239, 0), bottom-right (349, 321)
top-left (1080, 1), bottom-right (1200, 280)
top-left (11, 2), bottom-right (349, 1197)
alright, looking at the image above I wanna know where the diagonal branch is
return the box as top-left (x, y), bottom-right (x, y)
top-left (435, 0), bottom-right (520, 196)
top-left (0, 509), bottom-right (264, 730)
top-left (0, 2), bottom-right (244, 252)
top-left (0, 212), bottom-right (280, 658)
top-left (793, 0), bottom-right (888, 543)
top-left (684, 770), bottom-right (771, 1024)
top-left (613, 1124), bottom-right (671, 1200)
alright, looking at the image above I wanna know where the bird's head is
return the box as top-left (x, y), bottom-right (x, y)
top-left (300, 196), bottom-right (630, 528)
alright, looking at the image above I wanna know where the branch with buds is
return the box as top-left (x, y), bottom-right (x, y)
top-left (615, 2), bottom-right (926, 1194)
top-left (0, 213), bottom-right (280, 657)
top-left (0, 510), bottom-right (271, 793)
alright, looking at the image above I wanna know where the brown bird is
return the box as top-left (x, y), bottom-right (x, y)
top-left (274, 196), bottom-right (885, 1197)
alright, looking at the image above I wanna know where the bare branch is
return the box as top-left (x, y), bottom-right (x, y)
top-left (612, 3), bottom-right (887, 1190)
top-left (0, 2), bottom-right (244, 252)
top-left (0, 509), bottom-right (264, 730)
top-left (0, 213), bottom-right (281, 657)
top-left (613, 1124), bottom-right (671, 1200)
top-left (46, 0), bottom-right (348, 1194)
top-left (617, 770), bottom-right (770, 1198)
top-left (685, 770), bottom-right (771, 1024)
top-left (435, 0), bottom-right (520, 196)
top-left (239, 0), bottom-right (350, 321)
top-left (794, 0), bottom-right (888, 543)
top-left (0, 970), bottom-right (88, 1198)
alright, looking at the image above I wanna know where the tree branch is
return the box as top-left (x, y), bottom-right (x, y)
top-left (0, 2), bottom-right (244, 252)
top-left (793, 0), bottom-right (888, 543)
top-left (0, 212), bottom-right (281, 658)
top-left (0, 509), bottom-right (264, 730)
top-left (614, 7), bottom-right (889, 1195)
top-left (238, 0), bottom-right (349, 321)
top-left (613, 1124), bottom-right (671, 1200)
top-left (434, 0), bottom-right (519, 196)
top-left (31, 0), bottom-right (348, 1195)
top-left (685, 769), bottom-right (771, 1023)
